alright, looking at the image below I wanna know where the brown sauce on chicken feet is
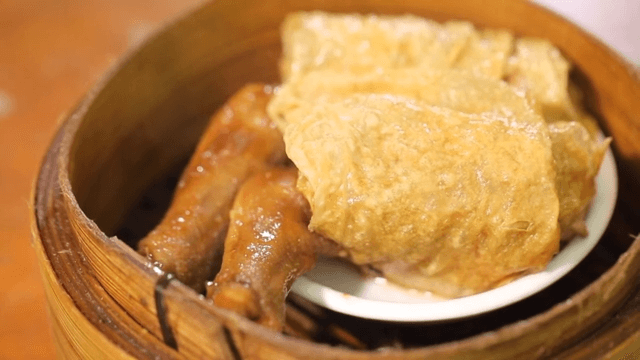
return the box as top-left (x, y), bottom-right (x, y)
top-left (207, 167), bottom-right (340, 331)
top-left (138, 84), bottom-right (287, 293)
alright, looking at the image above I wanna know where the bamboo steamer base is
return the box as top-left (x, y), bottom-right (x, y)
top-left (32, 0), bottom-right (640, 359)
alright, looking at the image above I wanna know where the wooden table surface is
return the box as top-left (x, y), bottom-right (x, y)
top-left (1, 1), bottom-right (639, 360)
top-left (0, 1), bottom-right (200, 358)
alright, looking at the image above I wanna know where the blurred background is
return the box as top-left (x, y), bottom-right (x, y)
top-left (0, 0), bottom-right (637, 359)
top-left (536, 0), bottom-right (640, 64)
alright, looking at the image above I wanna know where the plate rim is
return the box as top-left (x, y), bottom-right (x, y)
top-left (291, 145), bottom-right (618, 322)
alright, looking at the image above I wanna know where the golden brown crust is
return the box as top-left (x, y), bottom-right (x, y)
top-left (549, 122), bottom-right (610, 240)
top-left (280, 12), bottom-right (513, 81)
top-left (276, 92), bottom-right (560, 296)
top-left (272, 12), bottom-right (610, 297)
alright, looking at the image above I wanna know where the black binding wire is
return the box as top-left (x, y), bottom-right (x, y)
top-left (223, 327), bottom-right (243, 360)
top-left (154, 272), bottom-right (178, 350)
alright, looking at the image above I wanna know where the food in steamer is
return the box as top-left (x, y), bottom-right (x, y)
top-left (137, 12), bottom-right (610, 331)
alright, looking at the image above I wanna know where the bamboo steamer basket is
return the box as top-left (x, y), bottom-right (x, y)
top-left (31, 0), bottom-right (640, 358)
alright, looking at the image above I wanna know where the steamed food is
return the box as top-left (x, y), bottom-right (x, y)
top-left (549, 122), bottom-right (609, 239)
top-left (269, 12), bottom-right (609, 296)
top-left (506, 38), bottom-right (602, 135)
top-left (279, 12), bottom-right (514, 81)
top-left (139, 11), bottom-right (610, 329)
top-left (276, 93), bottom-right (559, 296)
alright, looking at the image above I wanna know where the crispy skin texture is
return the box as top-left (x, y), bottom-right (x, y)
top-left (138, 84), bottom-right (286, 293)
top-left (506, 38), bottom-right (573, 119)
top-left (280, 12), bottom-right (514, 81)
top-left (274, 12), bottom-right (610, 297)
top-left (279, 12), bottom-right (600, 136)
top-left (141, 13), bottom-right (610, 305)
top-left (207, 168), bottom-right (339, 330)
top-left (281, 12), bottom-right (472, 81)
top-left (505, 38), bottom-right (601, 136)
top-left (268, 67), bottom-right (545, 132)
top-left (550, 122), bottom-right (610, 239)
top-left (278, 93), bottom-right (560, 297)
top-left (454, 29), bottom-right (514, 78)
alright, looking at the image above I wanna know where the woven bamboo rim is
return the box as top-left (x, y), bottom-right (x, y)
top-left (32, 0), bottom-right (640, 358)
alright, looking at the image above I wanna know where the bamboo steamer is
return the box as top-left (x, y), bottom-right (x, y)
top-left (31, 0), bottom-right (640, 358)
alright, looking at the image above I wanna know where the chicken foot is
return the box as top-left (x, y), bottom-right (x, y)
top-left (138, 84), bottom-right (287, 293)
top-left (207, 167), bottom-right (340, 330)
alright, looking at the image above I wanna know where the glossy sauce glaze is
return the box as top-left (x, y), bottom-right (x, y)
top-left (138, 84), bottom-right (287, 292)
top-left (207, 167), bottom-right (339, 330)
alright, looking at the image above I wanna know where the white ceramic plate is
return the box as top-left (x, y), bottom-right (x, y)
top-left (291, 145), bottom-right (618, 322)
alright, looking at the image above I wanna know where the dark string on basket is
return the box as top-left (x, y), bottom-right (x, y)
top-left (223, 327), bottom-right (243, 360)
top-left (154, 272), bottom-right (178, 350)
